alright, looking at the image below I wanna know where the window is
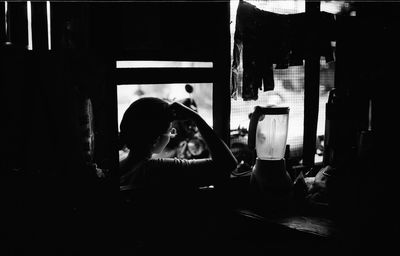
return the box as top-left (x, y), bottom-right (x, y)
top-left (117, 83), bottom-right (213, 130)
top-left (116, 61), bottom-right (213, 161)
top-left (230, 0), bottom-right (352, 165)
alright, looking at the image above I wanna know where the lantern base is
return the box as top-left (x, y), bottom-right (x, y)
top-left (250, 158), bottom-right (293, 212)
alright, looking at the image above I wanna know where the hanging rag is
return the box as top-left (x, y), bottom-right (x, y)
top-left (232, 1), bottom-right (290, 101)
top-left (231, 1), bottom-right (336, 101)
top-left (288, 11), bottom-right (335, 63)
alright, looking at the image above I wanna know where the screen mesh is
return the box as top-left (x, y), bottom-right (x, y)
top-left (230, 0), bottom-right (349, 162)
top-left (230, 0), bottom-right (306, 159)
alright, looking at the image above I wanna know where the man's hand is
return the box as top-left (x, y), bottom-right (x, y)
top-left (169, 102), bottom-right (198, 121)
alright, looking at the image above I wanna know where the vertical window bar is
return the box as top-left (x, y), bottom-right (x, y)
top-left (47, 1), bottom-right (51, 50)
top-left (303, 0), bottom-right (321, 167)
top-left (4, 1), bottom-right (10, 44)
top-left (27, 1), bottom-right (32, 50)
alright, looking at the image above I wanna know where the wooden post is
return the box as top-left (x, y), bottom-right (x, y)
top-left (303, 0), bottom-right (320, 167)
top-left (213, 1), bottom-right (231, 145)
top-left (50, 2), bottom-right (90, 50)
top-left (0, 2), bottom-right (5, 45)
top-left (31, 1), bottom-right (48, 50)
top-left (7, 1), bottom-right (27, 48)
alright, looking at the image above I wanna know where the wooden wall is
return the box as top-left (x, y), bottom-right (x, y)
top-left (0, 1), bottom-right (230, 254)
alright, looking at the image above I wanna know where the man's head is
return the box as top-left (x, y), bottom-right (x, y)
top-left (119, 97), bottom-right (173, 154)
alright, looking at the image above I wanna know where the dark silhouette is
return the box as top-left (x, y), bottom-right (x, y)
top-left (119, 97), bottom-right (237, 251)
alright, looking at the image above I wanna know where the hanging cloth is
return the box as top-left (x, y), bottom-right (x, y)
top-left (287, 11), bottom-right (336, 64)
top-left (232, 1), bottom-right (289, 101)
top-left (231, 1), bottom-right (336, 101)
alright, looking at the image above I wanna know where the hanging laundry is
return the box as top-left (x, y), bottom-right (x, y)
top-left (231, 1), bottom-right (336, 101)
top-left (232, 1), bottom-right (290, 101)
top-left (231, 0), bottom-right (256, 100)
top-left (288, 11), bottom-right (335, 63)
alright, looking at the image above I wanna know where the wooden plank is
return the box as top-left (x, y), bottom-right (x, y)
top-left (31, 2), bottom-right (48, 50)
top-left (275, 216), bottom-right (340, 238)
top-left (50, 2), bottom-right (90, 50)
top-left (114, 50), bottom-right (213, 63)
top-left (235, 209), bottom-right (342, 239)
top-left (0, 2), bottom-right (5, 44)
top-left (88, 2), bottom-right (216, 60)
top-left (7, 2), bottom-right (27, 48)
top-left (212, 1), bottom-right (231, 145)
top-left (303, 1), bottom-right (321, 167)
top-left (115, 68), bottom-right (214, 85)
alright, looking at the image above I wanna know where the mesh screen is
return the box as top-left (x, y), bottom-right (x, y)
top-left (230, 0), bottom-right (347, 161)
top-left (230, 0), bottom-right (306, 159)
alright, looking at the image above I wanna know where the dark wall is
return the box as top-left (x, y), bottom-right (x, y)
top-left (50, 2), bottom-right (227, 58)
top-left (331, 3), bottom-right (400, 250)
top-left (0, 48), bottom-right (114, 255)
top-left (1, 2), bottom-right (230, 254)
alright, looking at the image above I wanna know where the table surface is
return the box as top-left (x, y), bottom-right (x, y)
top-left (227, 173), bottom-right (344, 243)
top-left (234, 208), bottom-right (342, 239)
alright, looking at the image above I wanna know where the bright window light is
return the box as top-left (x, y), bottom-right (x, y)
top-left (27, 1), bottom-right (32, 50)
top-left (4, 2), bottom-right (7, 34)
top-left (47, 1), bottom-right (51, 50)
top-left (116, 61), bottom-right (213, 69)
top-left (117, 83), bottom-right (213, 129)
